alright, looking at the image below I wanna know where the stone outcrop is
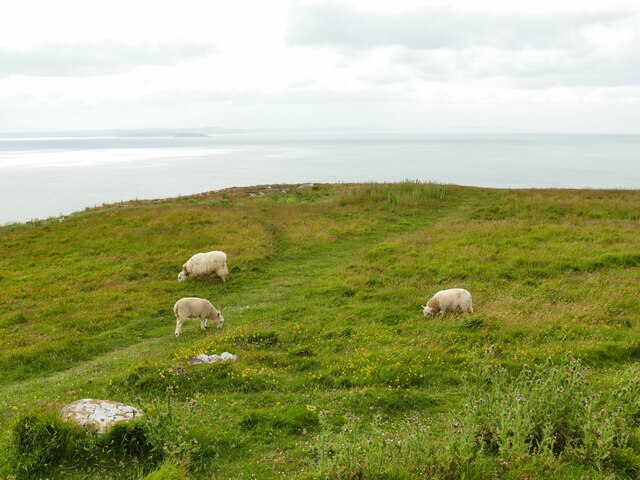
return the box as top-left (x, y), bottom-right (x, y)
top-left (61, 399), bottom-right (143, 433)
top-left (191, 351), bottom-right (237, 364)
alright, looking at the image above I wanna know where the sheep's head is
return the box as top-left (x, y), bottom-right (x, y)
top-left (177, 271), bottom-right (187, 282)
top-left (217, 313), bottom-right (225, 329)
top-left (422, 304), bottom-right (436, 316)
top-left (423, 297), bottom-right (439, 316)
top-left (220, 263), bottom-right (229, 281)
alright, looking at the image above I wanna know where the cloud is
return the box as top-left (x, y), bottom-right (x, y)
top-left (357, 68), bottom-right (410, 86)
top-left (287, 4), bottom-right (630, 50)
top-left (0, 40), bottom-right (217, 77)
top-left (287, 3), bottom-right (640, 88)
top-left (392, 42), bottom-right (640, 88)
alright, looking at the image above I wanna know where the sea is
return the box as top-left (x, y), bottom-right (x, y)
top-left (1, 131), bottom-right (639, 225)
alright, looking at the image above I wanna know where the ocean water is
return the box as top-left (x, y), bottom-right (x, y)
top-left (1, 132), bottom-right (639, 225)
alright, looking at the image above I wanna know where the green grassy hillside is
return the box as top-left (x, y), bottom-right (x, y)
top-left (1, 182), bottom-right (640, 479)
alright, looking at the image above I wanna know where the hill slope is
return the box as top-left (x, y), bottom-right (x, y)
top-left (1, 183), bottom-right (640, 478)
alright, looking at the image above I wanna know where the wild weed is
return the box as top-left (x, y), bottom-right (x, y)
top-left (448, 355), bottom-right (640, 472)
top-left (137, 389), bottom-right (202, 461)
top-left (306, 356), bottom-right (640, 478)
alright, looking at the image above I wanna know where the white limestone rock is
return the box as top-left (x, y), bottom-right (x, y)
top-left (191, 351), bottom-right (237, 364)
top-left (61, 399), bottom-right (143, 433)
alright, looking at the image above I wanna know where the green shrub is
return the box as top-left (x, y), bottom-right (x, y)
top-left (101, 419), bottom-right (155, 458)
top-left (306, 413), bottom-right (437, 479)
top-left (10, 410), bottom-right (93, 475)
top-left (306, 358), bottom-right (640, 478)
top-left (9, 409), bottom-right (163, 478)
top-left (609, 447), bottom-right (640, 477)
top-left (448, 356), bottom-right (640, 471)
top-left (138, 391), bottom-right (209, 463)
top-left (143, 461), bottom-right (188, 480)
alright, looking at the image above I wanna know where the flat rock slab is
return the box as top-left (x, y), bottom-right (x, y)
top-left (61, 399), bottom-right (143, 433)
top-left (191, 352), bottom-right (237, 364)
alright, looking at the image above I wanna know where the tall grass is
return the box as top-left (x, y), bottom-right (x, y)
top-left (449, 356), bottom-right (640, 469)
top-left (8, 409), bottom-right (159, 479)
top-left (306, 356), bottom-right (640, 478)
top-left (342, 180), bottom-right (448, 205)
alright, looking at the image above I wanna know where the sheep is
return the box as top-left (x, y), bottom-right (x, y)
top-left (422, 288), bottom-right (473, 316)
top-left (173, 297), bottom-right (224, 336)
top-left (178, 251), bottom-right (228, 282)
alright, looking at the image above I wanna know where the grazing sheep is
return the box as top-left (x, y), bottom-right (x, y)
top-left (178, 251), bottom-right (228, 282)
top-left (422, 288), bottom-right (473, 316)
top-left (173, 297), bottom-right (224, 336)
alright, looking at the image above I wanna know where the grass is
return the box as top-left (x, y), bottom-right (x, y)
top-left (1, 181), bottom-right (640, 478)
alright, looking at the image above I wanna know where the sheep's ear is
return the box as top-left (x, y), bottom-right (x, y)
top-left (421, 305), bottom-right (426, 309)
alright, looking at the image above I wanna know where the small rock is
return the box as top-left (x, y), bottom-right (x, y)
top-left (191, 352), bottom-right (237, 364)
top-left (61, 399), bottom-right (143, 433)
top-left (194, 353), bottom-right (217, 363)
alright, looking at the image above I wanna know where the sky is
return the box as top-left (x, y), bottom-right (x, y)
top-left (1, 0), bottom-right (639, 133)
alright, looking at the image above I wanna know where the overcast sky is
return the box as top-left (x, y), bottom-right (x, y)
top-left (1, 0), bottom-right (639, 133)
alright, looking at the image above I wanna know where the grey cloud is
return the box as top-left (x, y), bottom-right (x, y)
top-left (0, 87), bottom-right (411, 131)
top-left (358, 69), bottom-right (410, 86)
top-left (134, 87), bottom-right (409, 107)
top-left (287, 4), bottom-right (630, 51)
top-left (513, 48), bottom-right (640, 88)
top-left (287, 78), bottom-right (318, 90)
top-left (0, 40), bottom-right (217, 77)
top-left (287, 3), bottom-right (640, 89)
top-left (393, 41), bottom-right (640, 88)
top-left (264, 87), bottom-right (409, 105)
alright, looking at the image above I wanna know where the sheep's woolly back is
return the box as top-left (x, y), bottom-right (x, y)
top-left (182, 251), bottom-right (228, 278)
top-left (427, 288), bottom-right (473, 314)
top-left (173, 297), bottom-right (224, 335)
top-left (174, 297), bottom-right (219, 320)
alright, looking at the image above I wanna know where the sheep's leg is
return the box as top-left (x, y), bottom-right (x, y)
top-left (175, 317), bottom-right (184, 336)
top-left (201, 317), bottom-right (208, 331)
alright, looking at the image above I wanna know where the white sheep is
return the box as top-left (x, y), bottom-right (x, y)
top-left (422, 288), bottom-right (473, 316)
top-left (173, 297), bottom-right (224, 336)
top-left (178, 251), bottom-right (228, 282)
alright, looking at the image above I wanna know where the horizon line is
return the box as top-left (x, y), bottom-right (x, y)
top-left (2, 127), bottom-right (640, 137)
